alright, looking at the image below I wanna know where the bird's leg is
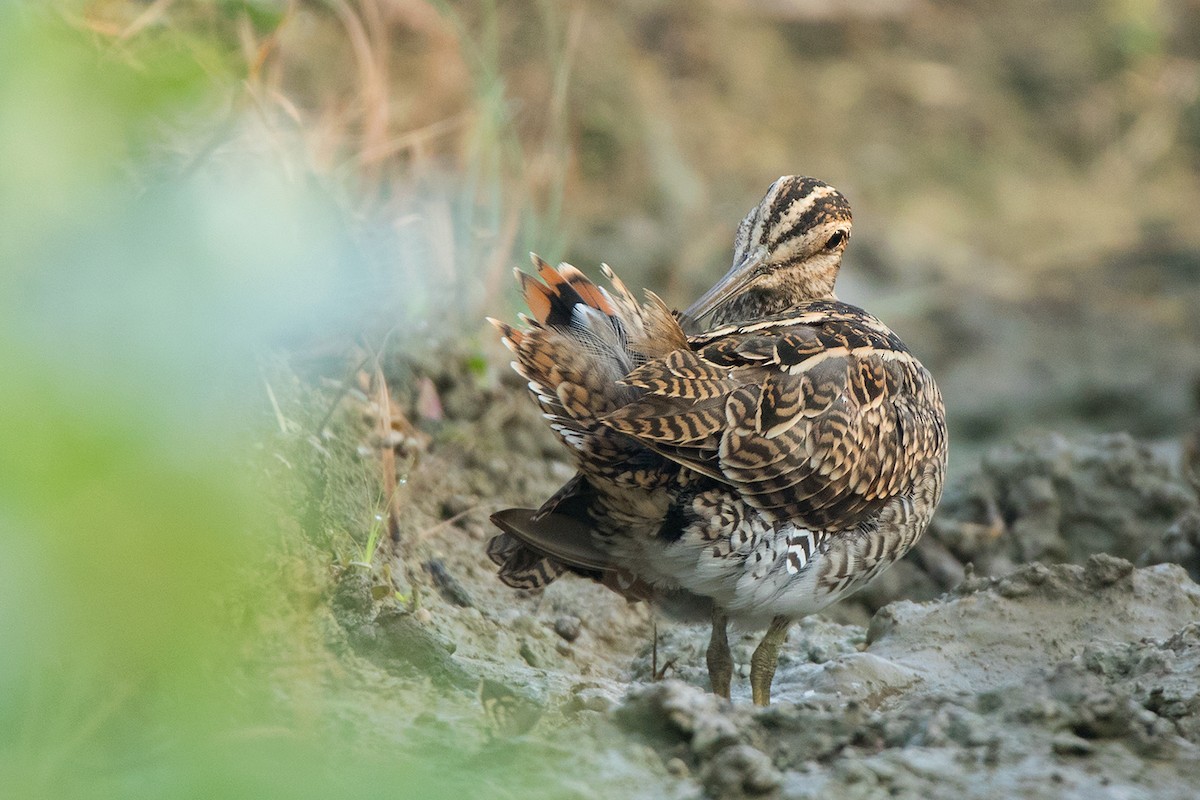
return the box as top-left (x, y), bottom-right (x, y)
top-left (706, 609), bottom-right (732, 699)
top-left (750, 615), bottom-right (792, 706)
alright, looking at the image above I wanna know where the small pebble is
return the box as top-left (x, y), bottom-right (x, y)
top-left (520, 640), bottom-right (544, 668)
top-left (554, 615), bottom-right (582, 642)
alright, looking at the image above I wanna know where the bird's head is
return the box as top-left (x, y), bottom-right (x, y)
top-left (685, 176), bottom-right (852, 326)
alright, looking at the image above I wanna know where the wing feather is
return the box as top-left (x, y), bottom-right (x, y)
top-left (602, 304), bottom-right (946, 530)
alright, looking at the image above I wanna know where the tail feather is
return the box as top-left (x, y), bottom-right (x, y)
top-left (487, 474), bottom-right (606, 591)
top-left (490, 508), bottom-right (614, 572)
top-left (488, 501), bottom-right (605, 592)
top-left (534, 256), bottom-right (617, 317)
top-left (557, 263), bottom-right (617, 315)
top-left (492, 255), bottom-right (688, 470)
top-left (515, 268), bottom-right (558, 326)
top-left (487, 505), bottom-right (654, 602)
top-left (486, 529), bottom-right (568, 590)
top-left (487, 257), bottom-right (692, 596)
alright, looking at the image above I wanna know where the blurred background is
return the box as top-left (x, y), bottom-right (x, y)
top-left (2, 1), bottom-right (1198, 797)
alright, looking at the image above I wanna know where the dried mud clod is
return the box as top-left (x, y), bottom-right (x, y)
top-left (849, 432), bottom-right (1200, 620)
top-left (289, 347), bottom-right (1200, 799)
top-left (937, 433), bottom-right (1196, 568)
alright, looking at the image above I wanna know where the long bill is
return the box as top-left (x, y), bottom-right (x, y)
top-left (682, 247), bottom-right (766, 324)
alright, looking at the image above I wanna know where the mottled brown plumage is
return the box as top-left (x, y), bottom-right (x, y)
top-left (487, 176), bottom-right (947, 704)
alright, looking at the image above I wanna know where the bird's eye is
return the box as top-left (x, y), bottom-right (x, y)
top-left (824, 231), bottom-right (847, 250)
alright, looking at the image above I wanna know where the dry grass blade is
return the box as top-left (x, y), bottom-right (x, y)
top-left (262, 374), bottom-right (289, 435)
top-left (116, 0), bottom-right (176, 42)
top-left (329, 0), bottom-right (391, 179)
top-left (415, 503), bottom-right (502, 543)
top-left (481, 203), bottom-right (522, 315)
top-left (237, 2), bottom-right (294, 82)
top-left (368, 362), bottom-right (405, 554)
top-left (359, 113), bottom-right (472, 165)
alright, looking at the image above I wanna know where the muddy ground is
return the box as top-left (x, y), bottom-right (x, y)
top-left (15, 4), bottom-right (1200, 797)
top-left (265, 349), bottom-right (1200, 800)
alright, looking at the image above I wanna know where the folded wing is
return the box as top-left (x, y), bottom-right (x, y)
top-left (603, 307), bottom-right (946, 531)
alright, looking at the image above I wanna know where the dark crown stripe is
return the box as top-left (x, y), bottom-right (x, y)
top-left (761, 176), bottom-right (827, 237)
top-left (773, 195), bottom-right (852, 250)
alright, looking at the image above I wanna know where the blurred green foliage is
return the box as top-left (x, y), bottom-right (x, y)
top-left (0, 6), bottom-right (548, 798)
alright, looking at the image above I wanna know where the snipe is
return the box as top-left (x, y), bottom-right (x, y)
top-left (486, 176), bottom-right (947, 705)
